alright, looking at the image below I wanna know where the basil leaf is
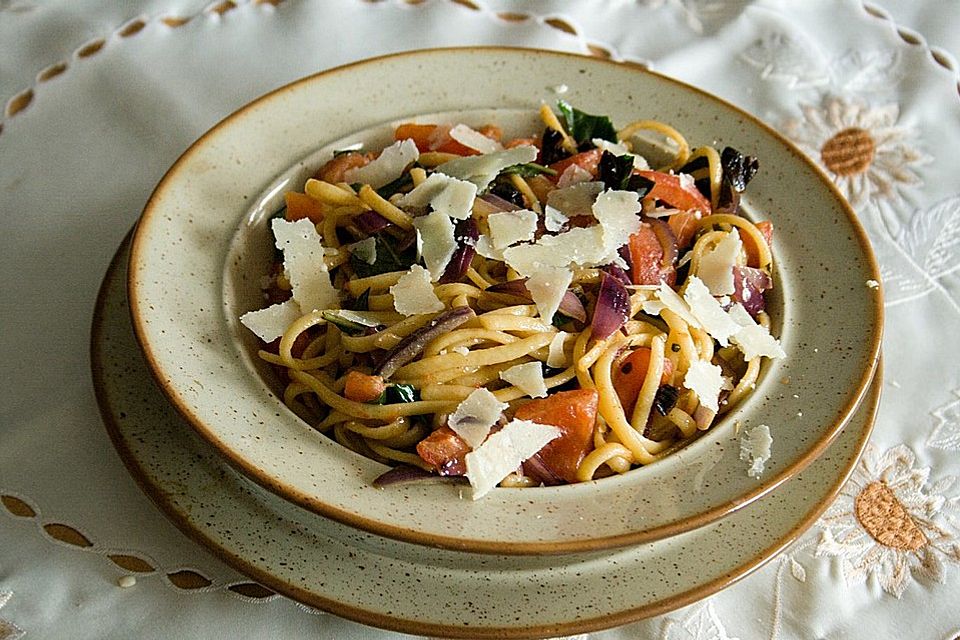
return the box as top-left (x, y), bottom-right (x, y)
top-left (386, 383), bottom-right (418, 404)
top-left (500, 162), bottom-right (558, 178)
top-left (350, 235), bottom-right (418, 278)
top-left (557, 100), bottom-right (618, 145)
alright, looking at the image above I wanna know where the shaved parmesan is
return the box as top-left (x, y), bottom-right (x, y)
top-left (448, 388), bottom-right (507, 449)
top-left (412, 210), bottom-right (456, 280)
top-left (487, 209), bottom-right (538, 250)
top-left (525, 266), bottom-right (572, 324)
top-left (728, 304), bottom-right (786, 360)
top-left (543, 205), bottom-right (569, 232)
top-left (698, 230), bottom-right (741, 295)
top-left (474, 234), bottom-right (505, 261)
top-left (683, 276), bottom-right (740, 347)
top-left (449, 124), bottom-right (503, 154)
top-left (739, 423), bottom-right (773, 478)
top-left (545, 181), bottom-right (604, 217)
top-left (500, 361), bottom-right (548, 398)
top-left (397, 172), bottom-right (477, 220)
top-left (683, 358), bottom-right (727, 412)
top-left (503, 226), bottom-right (607, 276)
top-left (648, 281), bottom-right (701, 328)
top-left (556, 163), bottom-right (594, 188)
top-left (592, 190), bottom-right (642, 255)
top-left (436, 145), bottom-right (538, 191)
top-left (271, 218), bottom-right (338, 313)
top-left (343, 139), bottom-right (419, 188)
top-left (547, 331), bottom-right (570, 368)
top-left (389, 264), bottom-right (444, 315)
top-left (465, 419), bottom-right (560, 499)
top-left (348, 237), bottom-right (377, 265)
top-left (591, 139), bottom-right (650, 170)
top-left (240, 298), bottom-right (301, 342)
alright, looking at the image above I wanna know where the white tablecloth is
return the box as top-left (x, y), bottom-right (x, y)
top-left (2, 1), bottom-right (959, 638)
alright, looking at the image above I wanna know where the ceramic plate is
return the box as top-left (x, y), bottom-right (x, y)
top-left (127, 48), bottom-right (882, 553)
top-left (99, 236), bottom-right (879, 638)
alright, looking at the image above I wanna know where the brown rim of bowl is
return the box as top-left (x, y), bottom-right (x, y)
top-left (94, 236), bottom-right (882, 638)
top-left (126, 46), bottom-right (885, 555)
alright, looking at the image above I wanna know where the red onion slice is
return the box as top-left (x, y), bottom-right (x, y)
top-left (591, 271), bottom-right (630, 341)
top-left (733, 266), bottom-right (772, 317)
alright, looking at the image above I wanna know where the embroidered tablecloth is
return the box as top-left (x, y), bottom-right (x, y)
top-left (2, 1), bottom-right (959, 638)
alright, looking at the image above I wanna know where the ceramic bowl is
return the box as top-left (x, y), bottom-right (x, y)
top-left (128, 47), bottom-right (882, 554)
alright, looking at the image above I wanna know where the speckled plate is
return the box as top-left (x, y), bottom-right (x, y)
top-left (127, 48), bottom-right (883, 553)
top-left (98, 236), bottom-right (879, 638)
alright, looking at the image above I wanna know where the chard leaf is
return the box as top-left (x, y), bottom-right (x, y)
top-left (500, 162), bottom-right (557, 178)
top-left (350, 235), bottom-right (418, 278)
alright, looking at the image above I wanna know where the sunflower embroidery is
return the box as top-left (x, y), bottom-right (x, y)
top-left (815, 443), bottom-right (960, 598)
top-left (783, 96), bottom-right (930, 210)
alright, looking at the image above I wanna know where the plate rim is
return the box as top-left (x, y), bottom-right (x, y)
top-left (126, 46), bottom-right (884, 554)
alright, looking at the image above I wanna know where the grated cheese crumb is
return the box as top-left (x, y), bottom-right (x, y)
top-left (739, 424), bottom-right (773, 478)
top-left (866, 279), bottom-right (880, 289)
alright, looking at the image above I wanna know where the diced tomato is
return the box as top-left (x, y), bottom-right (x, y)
top-left (612, 348), bottom-right (675, 417)
top-left (505, 136), bottom-right (540, 149)
top-left (514, 389), bottom-right (598, 484)
top-left (628, 223), bottom-right (676, 286)
top-left (666, 209), bottom-right (703, 250)
top-left (314, 151), bottom-right (375, 183)
top-left (394, 122), bottom-right (501, 156)
top-left (393, 123), bottom-right (437, 152)
top-left (476, 124), bottom-right (503, 143)
top-left (283, 191), bottom-right (326, 224)
top-left (416, 426), bottom-right (471, 476)
top-left (343, 371), bottom-right (387, 403)
top-left (636, 170), bottom-right (711, 214)
top-left (547, 149), bottom-right (603, 180)
top-left (742, 220), bottom-right (773, 267)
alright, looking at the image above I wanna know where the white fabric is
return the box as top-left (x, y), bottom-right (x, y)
top-left (2, 1), bottom-right (960, 638)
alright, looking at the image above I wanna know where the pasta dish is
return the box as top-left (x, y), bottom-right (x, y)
top-left (239, 102), bottom-right (784, 498)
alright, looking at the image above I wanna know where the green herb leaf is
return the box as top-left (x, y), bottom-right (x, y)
top-left (350, 235), bottom-right (418, 278)
top-left (386, 383), bottom-right (418, 404)
top-left (500, 162), bottom-right (558, 178)
top-left (376, 171), bottom-right (414, 199)
top-left (321, 309), bottom-right (382, 336)
top-left (557, 100), bottom-right (618, 145)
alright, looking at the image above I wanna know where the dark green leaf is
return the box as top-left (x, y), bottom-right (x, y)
top-left (349, 287), bottom-right (371, 311)
top-left (321, 310), bottom-right (381, 336)
top-left (500, 162), bottom-right (558, 178)
top-left (556, 100), bottom-right (618, 145)
top-left (386, 383), bottom-right (419, 404)
top-left (350, 234), bottom-right (418, 278)
top-left (376, 171), bottom-right (414, 199)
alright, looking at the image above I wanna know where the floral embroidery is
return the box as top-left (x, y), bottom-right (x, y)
top-left (896, 195), bottom-right (960, 284)
top-left (660, 601), bottom-right (740, 640)
top-left (927, 389), bottom-right (960, 451)
top-left (782, 96), bottom-right (929, 210)
top-left (0, 591), bottom-right (25, 640)
top-left (815, 444), bottom-right (960, 598)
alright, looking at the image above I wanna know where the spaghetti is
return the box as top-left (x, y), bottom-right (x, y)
top-left (240, 102), bottom-right (783, 495)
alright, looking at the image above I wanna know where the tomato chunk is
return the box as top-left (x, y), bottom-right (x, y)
top-left (666, 209), bottom-right (703, 250)
top-left (636, 170), bottom-right (711, 214)
top-left (314, 151), bottom-right (375, 183)
top-left (628, 223), bottom-right (676, 286)
top-left (548, 149), bottom-right (602, 180)
top-left (514, 389), bottom-right (598, 484)
top-left (283, 192), bottom-right (326, 224)
top-left (612, 348), bottom-right (675, 417)
top-left (343, 371), bottom-right (387, 403)
top-left (742, 220), bottom-right (773, 267)
top-left (416, 426), bottom-right (471, 476)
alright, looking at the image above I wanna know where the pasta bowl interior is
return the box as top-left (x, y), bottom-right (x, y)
top-left (128, 48), bottom-right (882, 553)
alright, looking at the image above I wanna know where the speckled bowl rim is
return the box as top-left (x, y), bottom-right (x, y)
top-left (127, 47), bottom-right (884, 554)
top-left (97, 235), bottom-right (882, 637)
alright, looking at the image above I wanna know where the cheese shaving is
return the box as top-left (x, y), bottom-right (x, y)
top-left (698, 229), bottom-right (741, 295)
top-left (240, 298), bottom-right (301, 342)
top-left (739, 423), bottom-right (773, 478)
top-left (465, 419), bottom-right (560, 499)
top-left (412, 210), bottom-right (456, 281)
top-left (683, 358), bottom-right (727, 412)
top-left (525, 266), bottom-right (572, 324)
top-left (547, 332), bottom-right (570, 368)
top-left (728, 304), bottom-right (786, 360)
top-left (348, 237), bottom-right (377, 265)
top-left (389, 264), bottom-right (444, 315)
top-left (343, 139), bottom-right (419, 188)
top-left (448, 388), bottom-right (507, 449)
top-left (683, 276), bottom-right (740, 347)
top-left (545, 181), bottom-right (604, 217)
top-left (271, 218), bottom-right (338, 313)
top-left (435, 145), bottom-right (538, 191)
top-left (487, 209), bottom-right (538, 250)
top-left (500, 361), bottom-right (548, 398)
top-left (449, 124), bottom-right (503, 154)
top-left (397, 172), bottom-right (477, 220)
